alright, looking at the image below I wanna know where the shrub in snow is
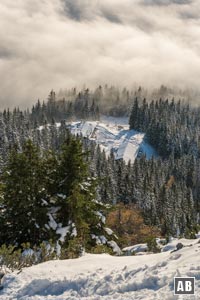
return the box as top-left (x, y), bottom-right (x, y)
top-left (0, 245), bottom-right (22, 272)
top-left (90, 244), bottom-right (113, 255)
top-left (185, 224), bottom-right (200, 239)
top-left (0, 241), bottom-right (58, 272)
top-left (146, 236), bottom-right (161, 253)
top-left (59, 238), bottom-right (83, 259)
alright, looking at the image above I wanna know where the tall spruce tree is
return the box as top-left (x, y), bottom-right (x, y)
top-left (0, 141), bottom-right (49, 245)
top-left (51, 135), bottom-right (113, 250)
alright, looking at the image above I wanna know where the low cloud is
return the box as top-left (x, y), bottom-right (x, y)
top-left (0, 0), bottom-right (200, 108)
top-left (142, 0), bottom-right (192, 6)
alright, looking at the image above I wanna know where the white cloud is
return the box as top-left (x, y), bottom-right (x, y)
top-left (0, 0), bottom-right (200, 108)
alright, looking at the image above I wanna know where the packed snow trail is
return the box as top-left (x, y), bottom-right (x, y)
top-left (1, 239), bottom-right (199, 299)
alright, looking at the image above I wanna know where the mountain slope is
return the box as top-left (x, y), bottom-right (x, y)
top-left (69, 117), bottom-right (157, 163)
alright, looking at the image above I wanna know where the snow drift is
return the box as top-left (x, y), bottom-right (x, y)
top-left (1, 238), bottom-right (199, 299)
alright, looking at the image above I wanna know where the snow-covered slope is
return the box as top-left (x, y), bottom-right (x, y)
top-left (69, 116), bottom-right (157, 163)
top-left (1, 239), bottom-right (199, 300)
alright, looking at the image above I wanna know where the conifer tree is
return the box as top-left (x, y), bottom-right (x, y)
top-left (0, 141), bottom-right (49, 245)
top-left (49, 136), bottom-right (114, 250)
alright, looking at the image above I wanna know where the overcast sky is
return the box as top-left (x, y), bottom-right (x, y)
top-left (0, 0), bottom-right (200, 108)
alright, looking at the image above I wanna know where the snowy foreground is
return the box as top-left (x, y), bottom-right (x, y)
top-left (1, 238), bottom-right (200, 300)
top-left (68, 116), bottom-right (157, 163)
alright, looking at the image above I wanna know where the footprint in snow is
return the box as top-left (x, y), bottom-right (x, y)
top-left (169, 253), bottom-right (181, 260)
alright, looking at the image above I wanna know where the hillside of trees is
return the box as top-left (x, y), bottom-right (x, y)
top-left (30, 85), bottom-right (197, 124)
top-left (0, 85), bottom-right (200, 264)
top-left (0, 133), bottom-right (119, 260)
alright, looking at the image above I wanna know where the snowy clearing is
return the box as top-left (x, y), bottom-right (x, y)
top-left (1, 238), bottom-right (200, 300)
top-left (68, 116), bottom-right (157, 163)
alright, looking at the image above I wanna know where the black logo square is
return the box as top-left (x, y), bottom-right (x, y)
top-left (174, 277), bottom-right (195, 295)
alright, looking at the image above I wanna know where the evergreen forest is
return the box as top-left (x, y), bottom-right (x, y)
top-left (0, 85), bottom-right (200, 262)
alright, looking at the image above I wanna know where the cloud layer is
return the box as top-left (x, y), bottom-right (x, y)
top-left (0, 0), bottom-right (200, 107)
